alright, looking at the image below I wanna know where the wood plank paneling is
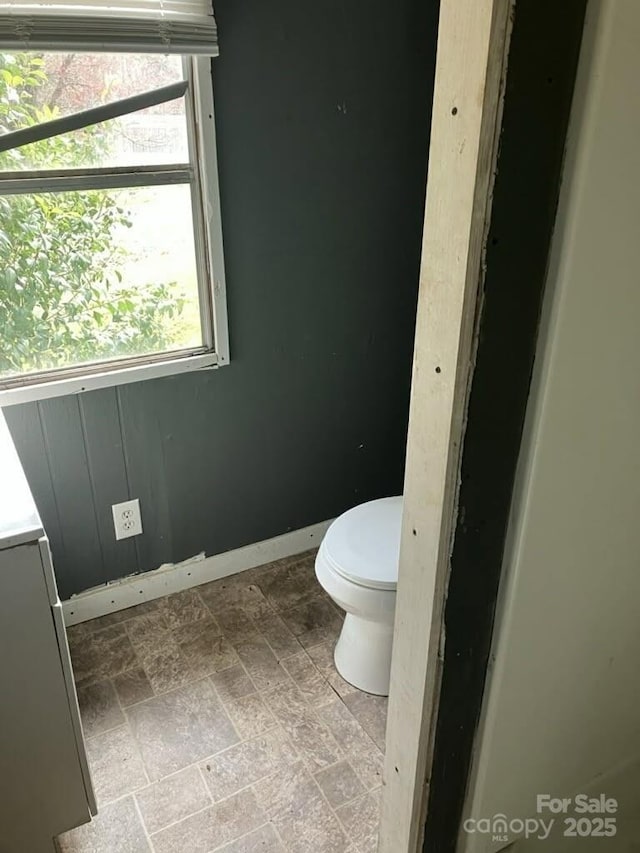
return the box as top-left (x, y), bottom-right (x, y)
top-left (117, 383), bottom-right (173, 573)
top-left (38, 396), bottom-right (104, 597)
top-left (79, 388), bottom-right (139, 584)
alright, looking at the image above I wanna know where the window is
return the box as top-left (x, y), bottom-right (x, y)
top-left (0, 0), bottom-right (227, 405)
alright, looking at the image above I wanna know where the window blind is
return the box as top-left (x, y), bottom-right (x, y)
top-left (0, 0), bottom-right (218, 54)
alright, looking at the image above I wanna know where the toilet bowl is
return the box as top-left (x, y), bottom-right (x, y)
top-left (315, 496), bottom-right (402, 696)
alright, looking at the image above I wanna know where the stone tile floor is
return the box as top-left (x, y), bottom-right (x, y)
top-left (57, 551), bottom-right (387, 853)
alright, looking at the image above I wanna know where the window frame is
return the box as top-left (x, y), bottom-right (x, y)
top-left (0, 54), bottom-right (228, 408)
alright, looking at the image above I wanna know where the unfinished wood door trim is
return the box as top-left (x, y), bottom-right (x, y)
top-left (378, 2), bottom-right (513, 851)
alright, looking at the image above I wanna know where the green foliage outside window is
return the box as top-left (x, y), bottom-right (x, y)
top-left (0, 53), bottom-right (184, 378)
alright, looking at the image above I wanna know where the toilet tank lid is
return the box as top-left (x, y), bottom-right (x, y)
top-left (322, 496), bottom-right (403, 590)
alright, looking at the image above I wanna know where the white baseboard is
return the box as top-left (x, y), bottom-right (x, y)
top-left (62, 520), bottom-right (332, 626)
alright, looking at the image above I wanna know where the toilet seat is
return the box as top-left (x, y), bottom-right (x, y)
top-left (321, 496), bottom-right (402, 591)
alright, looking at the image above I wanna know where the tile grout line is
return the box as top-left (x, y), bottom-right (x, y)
top-left (131, 794), bottom-right (155, 852)
top-left (293, 654), bottom-right (386, 794)
top-left (196, 724), bottom-right (299, 799)
top-left (328, 690), bottom-right (386, 752)
top-left (114, 649), bottom-right (220, 792)
top-left (144, 771), bottom-right (274, 841)
top-left (88, 747), bottom-right (234, 836)
top-left (133, 760), bottom-right (214, 793)
top-left (81, 674), bottom-right (151, 812)
top-left (201, 766), bottom-right (282, 807)
top-left (94, 777), bottom-right (149, 812)
top-left (112, 655), bottom-right (241, 709)
top-left (148, 801), bottom-right (214, 840)
top-left (307, 768), bottom-right (355, 848)
top-left (207, 822), bottom-right (276, 853)
top-left (333, 790), bottom-right (382, 853)
top-left (224, 699), bottom-right (279, 741)
top-left (194, 584), bottom-right (305, 688)
top-left (312, 756), bottom-right (375, 801)
top-left (298, 658), bottom-right (376, 849)
top-left (83, 717), bottom-right (127, 742)
top-left (196, 762), bottom-right (215, 807)
top-left (122, 610), bottom-right (195, 699)
top-left (184, 573), bottom-right (315, 676)
top-left (268, 819), bottom-right (290, 853)
top-left (101, 598), bottom-right (256, 705)
top-left (340, 749), bottom-right (383, 795)
top-left (113, 676), bottom-right (149, 789)
top-left (335, 786), bottom-right (381, 816)
top-left (264, 680), bottom-right (348, 765)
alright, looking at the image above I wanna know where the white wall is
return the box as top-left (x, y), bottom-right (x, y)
top-left (461, 1), bottom-right (640, 850)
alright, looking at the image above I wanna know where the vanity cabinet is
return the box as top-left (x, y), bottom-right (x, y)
top-left (0, 412), bottom-right (95, 852)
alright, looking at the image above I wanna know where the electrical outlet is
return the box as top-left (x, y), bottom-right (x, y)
top-left (112, 498), bottom-right (143, 540)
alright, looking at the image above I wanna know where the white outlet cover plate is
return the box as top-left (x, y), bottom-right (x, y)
top-left (112, 498), bottom-right (143, 540)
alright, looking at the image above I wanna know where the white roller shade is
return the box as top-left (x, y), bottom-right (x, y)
top-left (0, 0), bottom-right (218, 54)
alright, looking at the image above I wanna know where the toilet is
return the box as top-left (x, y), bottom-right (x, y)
top-left (315, 496), bottom-right (402, 696)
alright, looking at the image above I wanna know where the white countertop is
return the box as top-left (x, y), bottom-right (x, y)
top-left (0, 409), bottom-right (44, 549)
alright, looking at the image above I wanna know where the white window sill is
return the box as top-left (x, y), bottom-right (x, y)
top-left (0, 351), bottom-right (221, 407)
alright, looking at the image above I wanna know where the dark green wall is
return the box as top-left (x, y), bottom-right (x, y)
top-left (6, 0), bottom-right (438, 599)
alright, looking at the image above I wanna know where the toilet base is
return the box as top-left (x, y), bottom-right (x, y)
top-left (334, 613), bottom-right (394, 696)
